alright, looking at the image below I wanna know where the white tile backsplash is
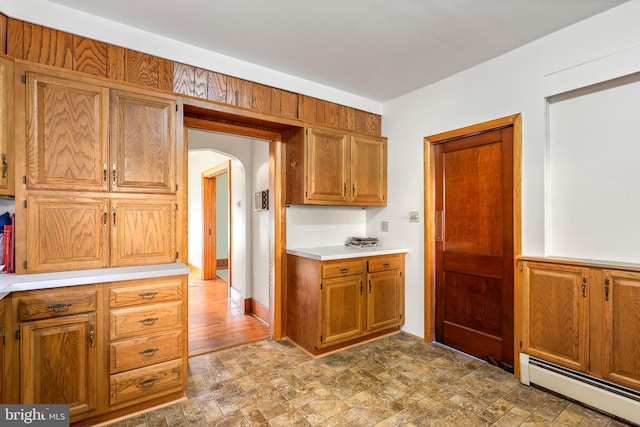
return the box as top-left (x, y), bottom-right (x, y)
top-left (286, 205), bottom-right (366, 248)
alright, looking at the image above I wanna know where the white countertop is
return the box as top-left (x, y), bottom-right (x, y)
top-left (0, 263), bottom-right (190, 300)
top-left (286, 245), bottom-right (409, 261)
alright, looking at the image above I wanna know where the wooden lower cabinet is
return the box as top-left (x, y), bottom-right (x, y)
top-left (5, 275), bottom-right (187, 424)
top-left (520, 258), bottom-right (640, 393)
top-left (287, 253), bottom-right (405, 355)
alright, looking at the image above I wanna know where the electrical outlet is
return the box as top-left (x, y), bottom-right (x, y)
top-left (409, 211), bottom-right (419, 223)
top-left (380, 221), bottom-right (389, 232)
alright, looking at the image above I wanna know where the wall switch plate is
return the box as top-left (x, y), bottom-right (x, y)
top-left (409, 211), bottom-right (419, 223)
top-left (380, 221), bottom-right (389, 232)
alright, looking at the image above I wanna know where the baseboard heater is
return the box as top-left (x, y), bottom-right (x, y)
top-left (520, 353), bottom-right (640, 425)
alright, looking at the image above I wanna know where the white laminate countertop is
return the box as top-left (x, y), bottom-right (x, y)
top-left (286, 245), bottom-right (409, 261)
top-left (0, 263), bottom-right (190, 300)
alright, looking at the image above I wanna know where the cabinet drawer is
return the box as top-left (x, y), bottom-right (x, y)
top-left (110, 301), bottom-right (182, 340)
top-left (322, 260), bottom-right (366, 279)
top-left (368, 255), bottom-right (403, 273)
top-left (17, 289), bottom-right (97, 321)
top-left (110, 358), bottom-right (183, 406)
top-left (109, 278), bottom-right (183, 308)
top-left (110, 330), bottom-right (183, 373)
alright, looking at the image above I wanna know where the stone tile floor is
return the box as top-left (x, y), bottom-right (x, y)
top-left (108, 334), bottom-right (635, 426)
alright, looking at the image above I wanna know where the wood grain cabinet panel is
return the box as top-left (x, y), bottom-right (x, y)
top-left (0, 54), bottom-right (14, 196)
top-left (109, 301), bottom-right (182, 341)
top-left (602, 269), bottom-right (640, 390)
top-left (522, 262), bottom-right (589, 372)
top-left (109, 359), bottom-right (182, 407)
top-left (285, 126), bottom-right (387, 206)
top-left (320, 274), bottom-right (366, 347)
top-left (16, 288), bottom-right (97, 321)
top-left (25, 70), bottom-right (109, 191)
top-left (367, 267), bottom-right (404, 332)
top-left (20, 313), bottom-right (98, 420)
top-left (109, 277), bottom-right (183, 308)
top-left (110, 330), bottom-right (183, 374)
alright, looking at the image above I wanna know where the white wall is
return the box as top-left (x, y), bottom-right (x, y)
top-left (251, 143), bottom-right (271, 307)
top-left (286, 206), bottom-right (367, 248)
top-left (378, 0), bottom-right (640, 338)
top-left (216, 175), bottom-right (229, 261)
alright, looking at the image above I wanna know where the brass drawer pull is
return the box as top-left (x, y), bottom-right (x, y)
top-left (138, 378), bottom-right (158, 389)
top-left (339, 268), bottom-right (349, 274)
top-left (47, 303), bottom-right (72, 313)
top-left (139, 348), bottom-right (159, 358)
top-left (138, 292), bottom-right (158, 300)
top-left (383, 263), bottom-right (390, 268)
top-left (139, 317), bottom-right (159, 326)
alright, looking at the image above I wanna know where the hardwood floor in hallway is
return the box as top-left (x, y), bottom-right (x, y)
top-left (188, 268), bottom-right (270, 356)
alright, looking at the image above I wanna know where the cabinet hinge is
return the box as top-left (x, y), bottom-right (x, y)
top-left (320, 335), bottom-right (323, 342)
top-left (320, 283), bottom-right (323, 290)
top-left (23, 260), bottom-right (27, 269)
top-left (519, 340), bottom-right (523, 349)
top-left (175, 251), bottom-right (179, 259)
top-left (175, 203), bottom-right (179, 211)
top-left (15, 330), bottom-right (20, 340)
top-left (2, 335), bottom-right (5, 345)
top-left (176, 184), bottom-right (179, 191)
top-left (22, 175), bottom-right (26, 184)
top-left (176, 104), bottom-right (179, 112)
top-left (21, 74), bottom-right (26, 84)
top-left (519, 263), bottom-right (523, 272)
top-left (23, 200), bottom-right (27, 208)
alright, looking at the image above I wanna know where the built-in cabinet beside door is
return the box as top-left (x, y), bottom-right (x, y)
top-left (14, 63), bottom-right (182, 274)
top-left (287, 253), bottom-right (404, 355)
top-left (519, 257), bottom-right (640, 393)
top-left (285, 126), bottom-right (387, 206)
top-left (0, 54), bottom-right (15, 196)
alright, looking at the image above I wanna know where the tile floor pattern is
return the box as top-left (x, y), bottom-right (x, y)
top-left (108, 334), bottom-right (635, 427)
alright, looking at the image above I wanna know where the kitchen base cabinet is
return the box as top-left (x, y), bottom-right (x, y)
top-left (4, 275), bottom-right (188, 425)
top-left (519, 257), bottom-right (640, 394)
top-left (287, 253), bottom-right (404, 355)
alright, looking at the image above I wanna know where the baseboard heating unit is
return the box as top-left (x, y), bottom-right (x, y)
top-left (520, 353), bottom-right (640, 425)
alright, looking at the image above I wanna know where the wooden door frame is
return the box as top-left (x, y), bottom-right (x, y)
top-left (202, 161), bottom-right (231, 282)
top-left (424, 113), bottom-right (522, 376)
top-left (183, 117), bottom-right (285, 341)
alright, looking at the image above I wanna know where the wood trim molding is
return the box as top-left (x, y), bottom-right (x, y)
top-left (423, 113), bottom-right (522, 377)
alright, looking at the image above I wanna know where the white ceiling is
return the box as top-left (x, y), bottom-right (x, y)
top-left (46, 0), bottom-right (628, 102)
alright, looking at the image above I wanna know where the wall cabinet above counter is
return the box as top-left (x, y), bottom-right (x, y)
top-left (284, 126), bottom-right (387, 206)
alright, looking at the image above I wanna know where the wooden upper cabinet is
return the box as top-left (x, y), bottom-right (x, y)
top-left (25, 70), bottom-right (109, 191)
top-left (306, 127), bottom-right (349, 204)
top-left (26, 194), bottom-right (110, 273)
top-left (351, 135), bottom-right (386, 206)
top-left (0, 54), bottom-right (15, 196)
top-left (23, 67), bottom-right (177, 194)
top-left (601, 269), bottom-right (640, 390)
top-left (522, 262), bottom-right (589, 372)
top-left (110, 197), bottom-right (176, 267)
top-left (110, 89), bottom-right (177, 194)
top-left (285, 126), bottom-right (387, 206)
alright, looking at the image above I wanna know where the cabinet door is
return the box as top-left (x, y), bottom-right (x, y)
top-left (367, 269), bottom-right (404, 331)
top-left (320, 275), bottom-right (365, 346)
top-left (602, 270), bottom-right (640, 391)
top-left (21, 313), bottom-right (97, 419)
top-left (25, 71), bottom-right (109, 191)
top-left (350, 135), bottom-right (387, 206)
top-left (0, 55), bottom-right (14, 195)
top-left (305, 127), bottom-right (349, 204)
top-left (26, 195), bottom-right (110, 273)
top-left (522, 262), bottom-right (589, 372)
top-left (110, 89), bottom-right (176, 194)
top-left (110, 197), bottom-right (176, 267)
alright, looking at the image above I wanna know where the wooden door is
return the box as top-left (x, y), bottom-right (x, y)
top-left (110, 197), bottom-right (176, 267)
top-left (367, 269), bottom-right (403, 331)
top-left (25, 71), bottom-right (109, 191)
top-left (20, 313), bottom-right (98, 419)
top-left (0, 54), bottom-right (14, 196)
top-left (351, 135), bottom-right (387, 206)
top-left (434, 127), bottom-right (514, 367)
top-left (26, 195), bottom-right (110, 273)
top-left (110, 89), bottom-right (176, 194)
top-left (523, 262), bottom-right (589, 372)
top-left (305, 127), bottom-right (349, 204)
top-left (602, 270), bottom-right (640, 391)
top-left (320, 274), bottom-right (365, 347)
